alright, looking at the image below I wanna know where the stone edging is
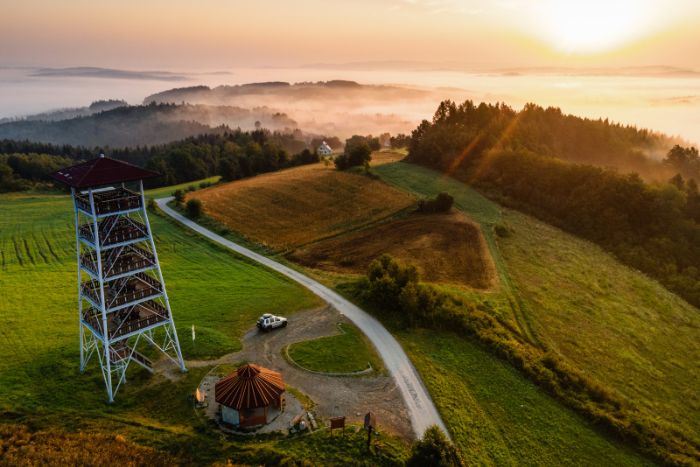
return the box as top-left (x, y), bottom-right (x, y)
top-left (283, 343), bottom-right (374, 377)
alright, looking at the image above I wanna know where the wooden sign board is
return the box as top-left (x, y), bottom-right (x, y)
top-left (330, 416), bottom-right (345, 430)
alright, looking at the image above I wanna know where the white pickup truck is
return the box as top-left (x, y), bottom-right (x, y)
top-left (257, 313), bottom-right (288, 332)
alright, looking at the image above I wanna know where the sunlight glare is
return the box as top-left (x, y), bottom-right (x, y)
top-left (532, 0), bottom-right (655, 53)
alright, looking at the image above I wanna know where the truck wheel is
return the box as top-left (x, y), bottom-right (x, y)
top-left (283, 321), bottom-right (288, 327)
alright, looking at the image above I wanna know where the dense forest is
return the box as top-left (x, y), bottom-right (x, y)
top-left (409, 100), bottom-right (690, 181)
top-left (0, 129), bottom-right (320, 192)
top-left (408, 100), bottom-right (700, 307)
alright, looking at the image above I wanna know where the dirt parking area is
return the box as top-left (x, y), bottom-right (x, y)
top-left (188, 306), bottom-right (413, 440)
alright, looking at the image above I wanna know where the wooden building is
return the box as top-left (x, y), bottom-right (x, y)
top-left (215, 363), bottom-right (285, 428)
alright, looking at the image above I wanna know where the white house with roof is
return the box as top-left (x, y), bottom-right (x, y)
top-left (317, 141), bottom-right (333, 156)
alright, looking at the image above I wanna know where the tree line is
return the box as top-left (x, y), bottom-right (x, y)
top-left (409, 100), bottom-right (692, 181)
top-left (0, 129), bottom-right (321, 192)
top-left (408, 100), bottom-right (700, 309)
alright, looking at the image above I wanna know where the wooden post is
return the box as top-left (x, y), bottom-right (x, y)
top-left (364, 412), bottom-right (376, 452)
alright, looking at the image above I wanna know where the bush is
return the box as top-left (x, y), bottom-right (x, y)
top-left (408, 425), bottom-right (464, 467)
top-left (494, 224), bottom-right (511, 238)
top-left (173, 189), bottom-right (185, 204)
top-left (417, 192), bottom-right (454, 213)
top-left (186, 199), bottom-right (203, 218)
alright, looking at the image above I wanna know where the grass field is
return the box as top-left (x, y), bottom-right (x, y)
top-left (375, 160), bottom-right (700, 448)
top-left (398, 330), bottom-right (651, 466)
top-left (286, 322), bottom-right (384, 374)
top-left (187, 157), bottom-right (415, 251)
top-left (0, 187), bottom-right (423, 465)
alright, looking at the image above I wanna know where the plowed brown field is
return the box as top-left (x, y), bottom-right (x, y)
top-left (289, 211), bottom-right (497, 288)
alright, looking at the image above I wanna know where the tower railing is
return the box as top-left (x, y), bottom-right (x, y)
top-left (78, 217), bottom-right (148, 248)
top-left (75, 187), bottom-right (142, 216)
top-left (80, 245), bottom-right (156, 279)
top-left (81, 272), bottom-right (163, 310)
top-left (81, 300), bottom-right (170, 340)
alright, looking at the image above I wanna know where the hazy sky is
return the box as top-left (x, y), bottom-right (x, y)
top-left (2, 0), bottom-right (699, 70)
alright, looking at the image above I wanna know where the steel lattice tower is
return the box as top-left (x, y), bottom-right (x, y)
top-left (51, 156), bottom-right (186, 402)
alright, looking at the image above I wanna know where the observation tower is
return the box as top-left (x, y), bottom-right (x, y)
top-left (50, 156), bottom-right (186, 402)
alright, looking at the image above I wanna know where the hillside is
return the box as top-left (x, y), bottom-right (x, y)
top-left (374, 160), bottom-right (700, 458)
top-left (289, 211), bottom-right (497, 289)
top-left (0, 103), bottom-right (299, 147)
top-left (409, 100), bottom-right (700, 310)
top-left (0, 99), bottom-right (127, 124)
top-left (192, 153), bottom-right (692, 463)
top-left (143, 81), bottom-right (443, 138)
top-left (187, 154), bottom-right (414, 250)
top-left (410, 100), bottom-right (685, 181)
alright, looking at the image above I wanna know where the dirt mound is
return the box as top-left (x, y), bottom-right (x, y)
top-left (289, 211), bottom-right (497, 289)
top-left (189, 159), bottom-right (414, 251)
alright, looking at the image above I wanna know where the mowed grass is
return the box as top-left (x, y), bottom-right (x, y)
top-left (188, 161), bottom-right (415, 251)
top-left (286, 322), bottom-right (384, 374)
top-left (0, 188), bottom-right (320, 434)
top-left (498, 209), bottom-right (700, 440)
top-left (375, 160), bottom-right (700, 448)
top-left (399, 330), bottom-right (652, 466)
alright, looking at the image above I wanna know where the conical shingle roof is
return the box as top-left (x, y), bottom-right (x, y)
top-left (215, 363), bottom-right (285, 410)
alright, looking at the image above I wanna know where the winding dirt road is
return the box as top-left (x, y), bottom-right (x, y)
top-left (156, 196), bottom-right (447, 438)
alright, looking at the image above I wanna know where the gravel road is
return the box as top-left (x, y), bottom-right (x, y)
top-left (156, 196), bottom-right (447, 438)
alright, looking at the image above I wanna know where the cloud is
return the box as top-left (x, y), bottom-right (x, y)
top-left (30, 67), bottom-right (189, 81)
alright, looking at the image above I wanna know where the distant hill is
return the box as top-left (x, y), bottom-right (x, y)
top-left (0, 99), bottom-right (127, 124)
top-left (143, 80), bottom-right (413, 105)
top-left (143, 81), bottom-right (434, 138)
top-left (0, 103), bottom-right (298, 147)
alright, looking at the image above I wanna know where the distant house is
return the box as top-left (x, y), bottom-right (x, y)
top-left (215, 363), bottom-right (285, 428)
top-left (318, 141), bottom-right (333, 156)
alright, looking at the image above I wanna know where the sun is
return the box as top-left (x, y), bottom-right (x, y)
top-left (531, 0), bottom-right (655, 53)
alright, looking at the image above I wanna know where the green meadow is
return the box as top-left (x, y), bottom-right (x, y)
top-left (1, 187), bottom-right (418, 465)
top-left (375, 160), bottom-right (700, 457)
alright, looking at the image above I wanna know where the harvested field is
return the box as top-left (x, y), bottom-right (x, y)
top-left (188, 160), bottom-right (415, 250)
top-left (289, 211), bottom-right (497, 289)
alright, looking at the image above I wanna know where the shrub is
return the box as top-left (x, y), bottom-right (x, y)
top-left (186, 199), bottom-right (203, 218)
top-left (408, 425), bottom-right (464, 467)
top-left (173, 189), bottom-right (185, 204)
top-left (417, 192), bottom-right (454, 213)
top-left (494, 224), bottom-right (511, 238)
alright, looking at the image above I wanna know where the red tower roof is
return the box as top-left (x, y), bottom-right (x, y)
top-left (49, 156), bottom-right (159, 188)
top-left (215, 363), bottom-right (285, 410)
